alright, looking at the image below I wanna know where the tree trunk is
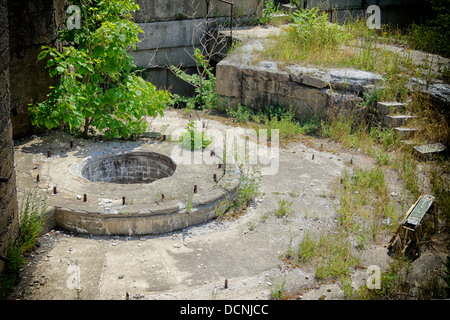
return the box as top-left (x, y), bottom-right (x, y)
top-left (83, 118), bottom-right (90, 139)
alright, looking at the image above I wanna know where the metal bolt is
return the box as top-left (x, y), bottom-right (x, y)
top-left (36, 174), bottom-right (40, 183)
top-left (194, 185), bottom-right (197, 193)
top-left (213, 174), bottom-right (217, 182)
top-left (47, 150), bottom-right (51, 158)
top-left (70, 141), bottom-right (73, 148)
top-left (53, 186), bottom-right (57, 194)
top-left (218, 163), bottom-right (222, 169)
top-left (350, 158), bottom-right (353, 165)
top-left (122, 197), bottom-right (126, 205)
top-left (83, 194), bottom-right (87, 202)
top-left (224, 279), bottom-right (228, 289)
top-left (312, 154), bottom-right (314, 160)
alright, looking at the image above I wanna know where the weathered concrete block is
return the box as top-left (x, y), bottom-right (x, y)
top-left (131, 46), bottom-right (201, 68)
top-left (136, 19), bottom-right (207, 51)
top-left (288, 65), bottom-right (330, 89)
top-left (377, 101), bottom-right (406, 116)
top-left (134, 0), bottom-right (264, 22)
top-left (215, 60), bottom-right (242, 98)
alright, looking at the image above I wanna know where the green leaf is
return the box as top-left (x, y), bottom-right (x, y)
top-left (38, 50), bottom-right (48, 61)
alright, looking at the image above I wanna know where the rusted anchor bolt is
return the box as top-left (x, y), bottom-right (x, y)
top-left (47, 150), bottom-right (51, 158)
top-left (70, 141), bottom-right (73, 148)
top-left (83, 194), bottom-right (87, 202)
top-left (194, 185), bottom-right (197, 193)
top-left (122, 197), bottom-right (126, 205)
top-left (224, 279), bottom-right (228, 289)
top-left (218, 163), bottom-right (222, 169)
top-left (312, 154), bottom-right (314, 160)
top-left (53, 186), bottom-right (57, 194)
top-left (36, 174), bottom-right (40, 183)
top-left (213, 174), bottom-right (217, 182)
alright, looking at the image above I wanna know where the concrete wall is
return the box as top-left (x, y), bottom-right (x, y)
top-left (8, 0), bottom-right (66, 139)
top-left (0, 0), bottom-right (19, 275)
top-left (216, 40), bottom-right (383, 121)
top-left (132, 0), bottom-right (264, 94)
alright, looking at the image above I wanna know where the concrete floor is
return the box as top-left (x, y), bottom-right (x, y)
top-left (9, 109), bottom-right (400, 300)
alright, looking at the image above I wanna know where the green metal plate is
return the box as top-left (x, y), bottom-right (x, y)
top-left (406, 195), bottom-right (435, 226)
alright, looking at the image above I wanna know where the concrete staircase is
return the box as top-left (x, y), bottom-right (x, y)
top-left (378, 101), bottom-right (447, 160)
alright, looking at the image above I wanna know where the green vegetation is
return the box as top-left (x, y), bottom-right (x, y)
top-left (178, 120), bottom-right (212, 151)
top-left (217, 168), bottom-right (261, 220)
top-left (407, 0), bottom-right (450, 57)
top-left (29, 0), bottom-right (170, 139)
top-left (170, 49), bottom-right (218, 110)
top-left (0, 188), bottom-right (47, 298)
top-left (259, 6), bottom-right (446, 102)
top-left (226, 103), bottom-right (321, 143)
top-left (275, 199), bottom-right (293, 219)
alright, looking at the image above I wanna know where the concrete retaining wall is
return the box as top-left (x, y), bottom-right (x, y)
top-left (216, 40), bottom-right (382, 120)
top-left (8, 0), bottom-right (66, 139)
top-left (0, 0), bottom-right (19, 275)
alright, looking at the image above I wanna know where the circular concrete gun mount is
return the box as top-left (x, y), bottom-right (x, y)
top-left (22, 139), bottom-right (240, 236)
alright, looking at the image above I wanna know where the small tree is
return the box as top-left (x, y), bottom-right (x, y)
top-left (29, 0), bottom-right (171, 139)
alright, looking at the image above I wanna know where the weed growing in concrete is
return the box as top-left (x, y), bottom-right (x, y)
top-left (0, 187), bottom-right (47, 298)
top-left (179, 120), bottom-right (212, 151)
top-left (217, 168), bottom-right (261, 220)
top-left (246, 221), bottom-right (257, 231)
top-left (233, 168), bottom-right (261, 211)
top-left (186, 189), bottom-right (194, 214)
top-left (275, 199), bottom-right (293, 219)
top-left (270, 277), bottom-right (286, 300)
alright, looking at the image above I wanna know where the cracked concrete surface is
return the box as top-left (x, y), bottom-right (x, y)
top-left (8, 109), bottom-right (415, 300)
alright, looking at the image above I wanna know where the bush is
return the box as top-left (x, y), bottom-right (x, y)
top-left (408, 0), bottom-right (450, 57)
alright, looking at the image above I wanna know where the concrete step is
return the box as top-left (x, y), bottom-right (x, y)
top-left (377, 101), bottom-right (407, 117)
top-left (413, 143), bottom-right (447, 160)
top-left (384, 114), bottom-right (417, 127)
top-left (394, 127), bottom-right (420, 138)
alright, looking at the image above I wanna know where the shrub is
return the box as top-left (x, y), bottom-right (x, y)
top-left (29, 0), bottom-right (170, 139)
